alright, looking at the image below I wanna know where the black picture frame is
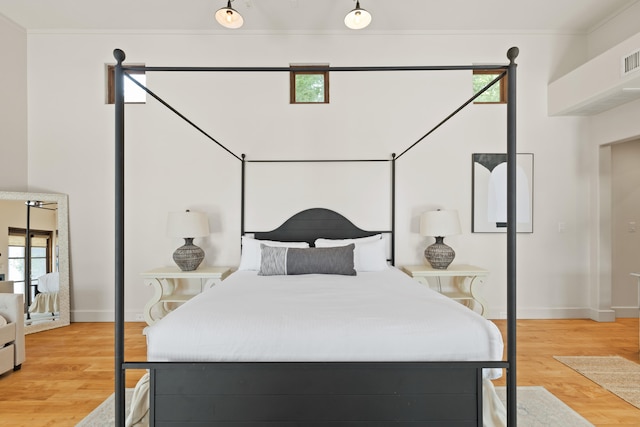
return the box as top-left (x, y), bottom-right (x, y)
top-left (472, 153), bottom-right (534, 233)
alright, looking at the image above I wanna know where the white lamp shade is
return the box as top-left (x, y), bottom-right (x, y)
top-left (344, 3), bottom-right (372, 29)
top-left (215, 2), bottom-right (244, 29)
top-left (420, 210), bottom-right (461, 237)
top-left (167, 211), bottom-right (210, 238)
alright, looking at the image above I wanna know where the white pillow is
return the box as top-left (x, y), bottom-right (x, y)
top-left (354, 239), bottom-right (389, 271)
top-left (0, 314), bottom-right (6, 327)
top-left (238, 236), bottom-right (310, 271)
top-left (315, 236), bottom-right (388, 272)
top-left (314, 234), bottom-right (381, 247)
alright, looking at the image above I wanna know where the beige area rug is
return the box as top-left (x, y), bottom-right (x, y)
top-left (554, 355), bottom-right (640, 410)
top-left (77, 386), bottom-right (593, 426)
top-left (76, 389), bottom-right (133, 426)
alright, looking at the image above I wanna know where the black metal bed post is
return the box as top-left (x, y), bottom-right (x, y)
top-left (506, 46), bottom-right (519, 427)
top-left (113, 48), bottom-right (126, 427)
top-left (241, 154), bottom-right (246, 237)
top-left (391, 153), bottom-right (396, 266)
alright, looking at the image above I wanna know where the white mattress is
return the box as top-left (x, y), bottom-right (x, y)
top-left (145, 267), bottom-right (503, 377)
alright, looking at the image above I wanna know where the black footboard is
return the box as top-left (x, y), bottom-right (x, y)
top-left (127, 361), bottom-right (504, 426)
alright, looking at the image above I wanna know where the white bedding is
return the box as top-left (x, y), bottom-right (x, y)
top-left (37, 272), bottom-right (59, 293)
top-left (28, 292), bottom-right (59, 313)
top-left (29, 272), bottom-right (60, 314)
top-left (145, 267), bottom-right (503, 378)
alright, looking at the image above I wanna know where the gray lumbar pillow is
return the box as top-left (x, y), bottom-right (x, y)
top-left (258, 244), bottom-right (356, 276)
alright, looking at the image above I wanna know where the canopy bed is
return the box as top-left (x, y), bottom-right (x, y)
top-left (113, 47), bottom-right (519, 426)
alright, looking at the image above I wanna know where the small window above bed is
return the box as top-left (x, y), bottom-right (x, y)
top-left (472, 69), bottom-right (507, 104)
top-left (290, 64), bottom-right (329, 104)
top-left (106, 64), bottom-right (147, 104)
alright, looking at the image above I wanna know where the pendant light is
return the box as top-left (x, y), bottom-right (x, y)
top-left (215, 0), bottom-right (244, 29)
top-left (344, 0), bottom-right (372, 30)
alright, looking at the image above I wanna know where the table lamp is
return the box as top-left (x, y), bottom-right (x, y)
top-left (166, 210), bottom-right (210, 271)
top-left (420, 209), bottom-right (461, 269)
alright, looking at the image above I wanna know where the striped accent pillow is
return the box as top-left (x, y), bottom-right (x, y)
top-left (258, 244), bottom-right (356, 276)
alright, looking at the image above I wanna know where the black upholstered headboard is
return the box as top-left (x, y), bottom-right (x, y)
top-left (251, 208), bottom-right (393, 263)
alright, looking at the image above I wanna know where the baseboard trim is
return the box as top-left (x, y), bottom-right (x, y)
top-left (589, 308), bottom-right (617, 322)
top-left (612, 306), bottom-right (639, 318)
top-left (71, 310), bottom-right (145, 322)
top-left (75, 307), bottom-right (632, 322)
top-left (486, 307), bottom-right (592, 320)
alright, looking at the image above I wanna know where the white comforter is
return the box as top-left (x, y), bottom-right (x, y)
top-left (145, 267), bottom-right (503, 376)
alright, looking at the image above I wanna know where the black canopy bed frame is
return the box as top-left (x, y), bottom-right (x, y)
top-left (114, 47), bottom-right (519, 426)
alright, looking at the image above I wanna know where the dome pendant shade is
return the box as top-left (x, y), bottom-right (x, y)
top-left (344, 1), bottom-right (372, 30)
top-left (215, 0), bottom-right (244, 29)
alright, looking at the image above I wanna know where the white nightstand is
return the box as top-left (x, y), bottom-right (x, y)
top-left (401, 264), bottom-right (489, 317)
top-left (141, 266), bottom-right (232, 325)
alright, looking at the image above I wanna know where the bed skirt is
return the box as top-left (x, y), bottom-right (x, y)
top-left (28, 292), bottom-right (59, 313)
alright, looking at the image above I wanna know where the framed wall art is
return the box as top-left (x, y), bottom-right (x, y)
top-left (472, 153), bottom-right (533, 233)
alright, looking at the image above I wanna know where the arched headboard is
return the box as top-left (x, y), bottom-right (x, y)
top-left (252, 207), bottom-right (393, 264)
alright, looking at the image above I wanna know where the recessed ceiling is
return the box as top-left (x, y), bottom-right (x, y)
top-left (0, 0), bottom-right (636, 33)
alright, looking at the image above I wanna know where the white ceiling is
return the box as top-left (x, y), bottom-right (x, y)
top-left (0, 0), bottom-right (637, 33)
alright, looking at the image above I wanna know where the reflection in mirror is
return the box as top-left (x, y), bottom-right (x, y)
top-left (0, 192), bottom-right (70, 334)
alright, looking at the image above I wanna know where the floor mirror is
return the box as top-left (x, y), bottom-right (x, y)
top-left (0, 191), bottom-right (70, 334)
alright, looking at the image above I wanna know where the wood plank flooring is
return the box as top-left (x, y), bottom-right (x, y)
top-left (0, 319), bottom-right (637, 426)
top-left (0, 322), bottom-right (146, 426)
top-left (492, 319), bottom-right (640, 427)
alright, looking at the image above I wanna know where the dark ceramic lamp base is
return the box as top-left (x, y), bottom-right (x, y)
top-left (424, 236), bottom-right (455, 269)
top-left (173, 237), bottom-right (205, 271)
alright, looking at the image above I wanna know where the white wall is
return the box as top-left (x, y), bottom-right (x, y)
top-left (588, 100), bottom-right (640, 320)
top-left (587, 1), bottom-right (640, 59)
top-left (611, 139), bottom-right (640, 316)
top-left (21, 31), bottom-right (597, 321)
top-left (0, 15), bottom-right (28, 191)
top-left (577, 8), bottom-right (640, 321)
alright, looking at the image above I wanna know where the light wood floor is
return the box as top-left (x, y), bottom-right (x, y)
top-left (0, 319), bottom-right (638, 426)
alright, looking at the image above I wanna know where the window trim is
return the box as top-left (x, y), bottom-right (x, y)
top-left (7, 227), bottom-right (53, 297)
top-left (107, 64), bottom-right (146, 104)
top-left (290, 65), bottom-right (330, 104)
top-left (473, 69), bottom-right (507, 104)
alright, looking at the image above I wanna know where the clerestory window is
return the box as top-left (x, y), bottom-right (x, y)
top-left (290, 65), bottom-right (329, 104)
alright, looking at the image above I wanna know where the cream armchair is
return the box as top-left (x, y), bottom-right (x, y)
top-left (0, 293), bottom-right (25, 375)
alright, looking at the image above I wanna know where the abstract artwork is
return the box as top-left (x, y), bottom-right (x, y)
top-left (472, 153), bottom-right (533, 233)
